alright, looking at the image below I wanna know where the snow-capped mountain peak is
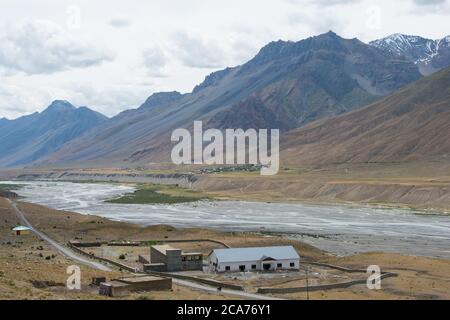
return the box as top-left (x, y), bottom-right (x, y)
top-left (370, 34), bottom-right (450, 75)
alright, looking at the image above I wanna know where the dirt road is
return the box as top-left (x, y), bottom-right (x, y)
top-left (7, 199), bottom-right (112, 271)
top-left (172, 279), bottom-right (283, 300)
top-left (6, 199), bottom-right (280, 300)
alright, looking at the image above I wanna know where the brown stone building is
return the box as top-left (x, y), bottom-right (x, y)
top-left (143, 245), bottom-right (203, 272)
top-left (99, 275), bottom-right (172, 297)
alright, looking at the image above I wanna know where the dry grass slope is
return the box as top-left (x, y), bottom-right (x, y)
top-left (281, 66), bottom-right (450, 165)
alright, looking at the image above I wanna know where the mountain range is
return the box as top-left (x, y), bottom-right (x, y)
top-left (1, 31), bottom-right (450, 168)
top-left (282, 66), bottom-right (450, 166)
top-left (0, 101), bottom-right (107, 167)
top-left (370, 34), bottom-right (450, 76)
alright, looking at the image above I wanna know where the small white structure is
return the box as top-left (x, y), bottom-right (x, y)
top-left (12, 226), bottom-right (31, 236)
top-left (208, 246), bottom-right (300, 273)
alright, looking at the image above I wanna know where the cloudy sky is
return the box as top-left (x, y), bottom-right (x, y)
top-left (0, 0), bottom-right (449, 119)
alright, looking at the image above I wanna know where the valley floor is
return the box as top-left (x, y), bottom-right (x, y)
top-left (0, 197), bottom-right (449, 300)
top-left (193, 161), bottom-right (450, 213)
top-left (2, 160), bottom-right (450, 212)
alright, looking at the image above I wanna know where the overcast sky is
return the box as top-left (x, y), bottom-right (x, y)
top-left (0, 0), bottom-right (449, 119)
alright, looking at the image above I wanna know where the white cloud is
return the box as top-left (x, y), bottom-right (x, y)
top-left (0, 83), bottom-right (47, 119)
top-left (109, 17), bottom-right (133, 28)
top-left (287, 9), bottom-right (345, 35)
top-left (286, 0), bottom-right (362, 5)
top-left (0, 0), bottom-right (449, 119)
top-left (0, 19), bottom-right (114, 75)
top-left (171, 31), bottom-right (227, 69)
top-left (0, 79), bottom-right (153, 119)
top-left (410, 0), bottom-right (449, 12)
top-left (142, 47), bottom-right (170, 77)
top-left (63, 82), bottom-right (151, 116)
top-left (414, 0), bottom-right (446, 5)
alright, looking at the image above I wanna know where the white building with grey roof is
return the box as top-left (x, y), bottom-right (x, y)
top-left (208, 246), bottom-right (300, 273)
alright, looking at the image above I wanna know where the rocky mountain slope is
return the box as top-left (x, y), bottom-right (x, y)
top-left (37, 31), bottom-right (423, 167)
top-left (208, 31), bottom-right (422, 130)
top-left (370, 34), bottom-right (450, 75)
top-left (0, 101), bottom-right (107, 167)
top-left (281, 66), bottom-right (450, 166)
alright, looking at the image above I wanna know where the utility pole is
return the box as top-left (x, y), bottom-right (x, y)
top-left (305, 265), bottom-right (310, 300)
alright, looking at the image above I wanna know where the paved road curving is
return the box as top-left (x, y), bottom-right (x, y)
top-left (7, 199), bottom-right (281, 300)
top-left (172, 278), bottom-right (283, 300)
top-left (7, 199), bottom-right (112, 271)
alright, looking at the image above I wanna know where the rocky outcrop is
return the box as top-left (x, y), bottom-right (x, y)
top-left (194, 175), bottom-right (450, 211)
top-left (16, 172), bottom-right (198, 188)
top-left (0, 191), bottom-right (18, 199)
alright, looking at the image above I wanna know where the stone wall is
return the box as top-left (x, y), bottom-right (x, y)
top-left (17, 172), bottom-right (199, 189)
top-left (99, 277), bottom-right (172, 297)
top-left (145, 270), bottom-right (244, 291)
top-left (257, 273), bottom-right (398, 294)
top-left (150, 246), bottom-right (167, 264)
top-left (166, 249), bottom-right (182, 272)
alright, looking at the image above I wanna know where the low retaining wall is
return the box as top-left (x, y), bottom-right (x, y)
top-left (141, 239), bottom-right (230, 248)
top-left (69, 242), bottom-right (243, 291)
top-left (257, 273), bottom-right (398, 294)
top-left (70, 239), bottom-right (229, 249)
top-left (138, 255), bottom-right (150, 264)
top-left (67, 242), bottom-right (137, 272)
top-left (108, 242), bottom-right (140, 247)
top-left (143, 263), bottom-right (167, 272)
top-left (305, 262), bottom-right (367, 273)
top-left (100, 276), bottom-right (172, 297)
top-left (68, 241), bottom-right (398, 295)
top-left (70, 242), bottom-right (105, 248)
top-left (145, 270), bottom-right (244, 291)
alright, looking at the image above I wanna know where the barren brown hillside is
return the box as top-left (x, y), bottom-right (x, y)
top-left (281, 66), bottom-right (450, 165)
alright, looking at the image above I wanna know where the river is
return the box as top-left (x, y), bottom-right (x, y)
top-left (4, 180), bottom-right (450, 259)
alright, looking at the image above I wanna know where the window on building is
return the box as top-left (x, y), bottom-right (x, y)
top-left (225, 266), bottom-right (231, 271)
top-left (251, 265), bottom-right (257, 270)
top-left (290, 262), bottom-right (295, 267)
top-left (277, 263), bottom-right (282, 268)
top-left (239, 265), bottom-right (246, 271)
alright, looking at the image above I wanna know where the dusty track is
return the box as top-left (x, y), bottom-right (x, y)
top-left (6, 198), bottom-right (281, 300)
top-left (7, 199), bottom-right (112, 271)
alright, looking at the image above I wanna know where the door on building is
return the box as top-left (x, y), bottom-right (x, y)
top-left (262, 257), bottom-right (276, 271)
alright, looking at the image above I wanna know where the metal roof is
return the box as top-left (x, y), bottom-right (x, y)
top-left (12, 226), bottom-right (31, 231)
top-left (211, 246), bottom-right (300, 263)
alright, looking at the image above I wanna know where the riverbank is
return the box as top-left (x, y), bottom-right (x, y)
top-left (2, 161), bottom-right (450, 213)
top-left (1, 197), bottom-right (449, 300)
top-left (192, 161), bottom-right (450, 214)
top-left (4, 180), bottom-right (450, 259)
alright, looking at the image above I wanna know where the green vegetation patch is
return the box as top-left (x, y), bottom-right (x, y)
top-left (142, 240), bottom-right (163, 246)
top-left (106, 184), bottom-right (209, 205)
top-left (0, 184), bottom-right (24, 192)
